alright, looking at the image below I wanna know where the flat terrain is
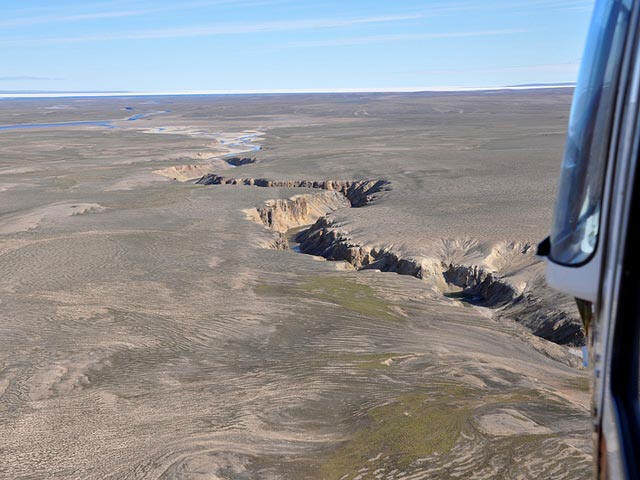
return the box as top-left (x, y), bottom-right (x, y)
top-left (0, 91), bottom-right (591, 479)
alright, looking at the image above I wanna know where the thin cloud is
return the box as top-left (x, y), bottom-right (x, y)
top-left (1, 0), bottom-right (298, 28)
top-left (0, 75), bottom-right (61, 81)
top-left (442, 0), bottom-right (593, 11)
top-left (2, 0), bottom-right (592, 29)
top-left (1, 9), bottom-right (159, 28)
top-left (0, 14), bottom-right (423, 46)
top-left (393, 0), bottom-right (593, 16)
top-left (285, 29), bottom-right (528, 48)
top-left (409, 62), bottom-right (580, 75)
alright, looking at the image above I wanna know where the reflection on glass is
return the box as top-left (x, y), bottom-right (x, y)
top-left (550, 0), bottom-right (631, 265)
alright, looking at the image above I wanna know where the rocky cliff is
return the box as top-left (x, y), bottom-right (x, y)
top-left (195, 174), bottom-right (390, 207)
top-left (200, 176), bottom-right (584, 347)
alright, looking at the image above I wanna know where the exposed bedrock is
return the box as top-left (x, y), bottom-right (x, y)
top-left (298, 218), bottom-right (584, 346)
top-left (196, 174), bottom-right (391, 207)
top-left (296, 216), bottom-right (439, 278)
top-left (442, 263), bottom-right (584, 345)
top-left (224, 156), bottom-right (257, 166)
top-left (443, 264), bottom-right (517, 307)
top-left (242, 191), bottom-right (350, 249)
top-left (208, 176), bottom-right (584, 347)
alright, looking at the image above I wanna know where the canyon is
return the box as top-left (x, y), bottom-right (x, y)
top-left (197, 173), bottom-right (583, 348)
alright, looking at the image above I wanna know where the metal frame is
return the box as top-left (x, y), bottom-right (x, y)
top-left (543, 1), bottom-right (640, 477)
top-left (544, 0), bottom-right (637, 303)
top-left (585, 2), bottom-right (640, 476)
top-left (597, 18), bottom-right (640, 475)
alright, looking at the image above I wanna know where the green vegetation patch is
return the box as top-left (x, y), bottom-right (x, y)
top-left (253, 283), bottom-right (291, 297)
top-left (302, 276), bottom-right (401, 322)
top-left (52, 176), bottom-right (78, 189)
top-left (317, 385), bottom-right (559, 479)
top-left (319, 389), bottom-right (473, 478)
top-left (255, 275), bottom-right (402, 322)
top-left (563, 375), bottom-right (590, 392)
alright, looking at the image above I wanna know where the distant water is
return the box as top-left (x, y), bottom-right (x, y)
top-left (222, 133), bottom-right (262, 155)
top-left (0, 110), bottom-right (170, 131)
top-left (0, 121), bottom-right (114, 131)
top-left (125, 110), bottom-right (170, 121)
top-left (126, 114), bottom-right (146, 121)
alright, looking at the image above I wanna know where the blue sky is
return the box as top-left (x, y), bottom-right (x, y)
top-left (1, 0), bottom-right (595, 92)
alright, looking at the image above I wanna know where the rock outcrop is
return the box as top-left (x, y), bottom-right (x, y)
top-left (244, 192), bottom-right (349, 234)
top-left (298, 218), bottom-right (584, 346)
top-left (224, 157), bottom-right (257, 167)
top-left (297, 216), bottom-right (440, 278)
top-left (154, 164), bottom-right (216, 181)
top-left (196, 175), bottom-right (390, 207)
top-left (443, 264), bottom-right (516, 307)
top-left (200, 175), bottom-right (584, 347)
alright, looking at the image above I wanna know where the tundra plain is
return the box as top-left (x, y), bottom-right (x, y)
top-left (0, 91), bottom-right (591, 479)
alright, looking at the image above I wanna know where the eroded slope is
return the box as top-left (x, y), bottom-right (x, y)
top-left (200, 176), bottom-right (584, 347)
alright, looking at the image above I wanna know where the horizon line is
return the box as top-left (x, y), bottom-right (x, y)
top-left (0, 84), bottom-right (576, 99)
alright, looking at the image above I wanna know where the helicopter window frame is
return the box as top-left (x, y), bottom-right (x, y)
top-left (609, 143), bottom-right (640, 478)
top-left (549, 0), bottom-right (632, 267)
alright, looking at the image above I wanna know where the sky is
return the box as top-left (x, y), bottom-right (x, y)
top-left (0, 0), bottom-right (595, 93)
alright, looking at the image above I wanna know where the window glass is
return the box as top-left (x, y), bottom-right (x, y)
top-left (550, 0), bottom-right (631, 265)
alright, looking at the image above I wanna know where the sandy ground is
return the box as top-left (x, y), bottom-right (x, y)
top-left (0, 91), bottom-right (591, 479)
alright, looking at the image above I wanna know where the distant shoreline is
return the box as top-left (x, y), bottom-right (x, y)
top-left (0, 84), bottom-right (575, 99)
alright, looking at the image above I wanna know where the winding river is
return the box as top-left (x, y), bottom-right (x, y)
top-left (0, 110), bottom-right (170, 131)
